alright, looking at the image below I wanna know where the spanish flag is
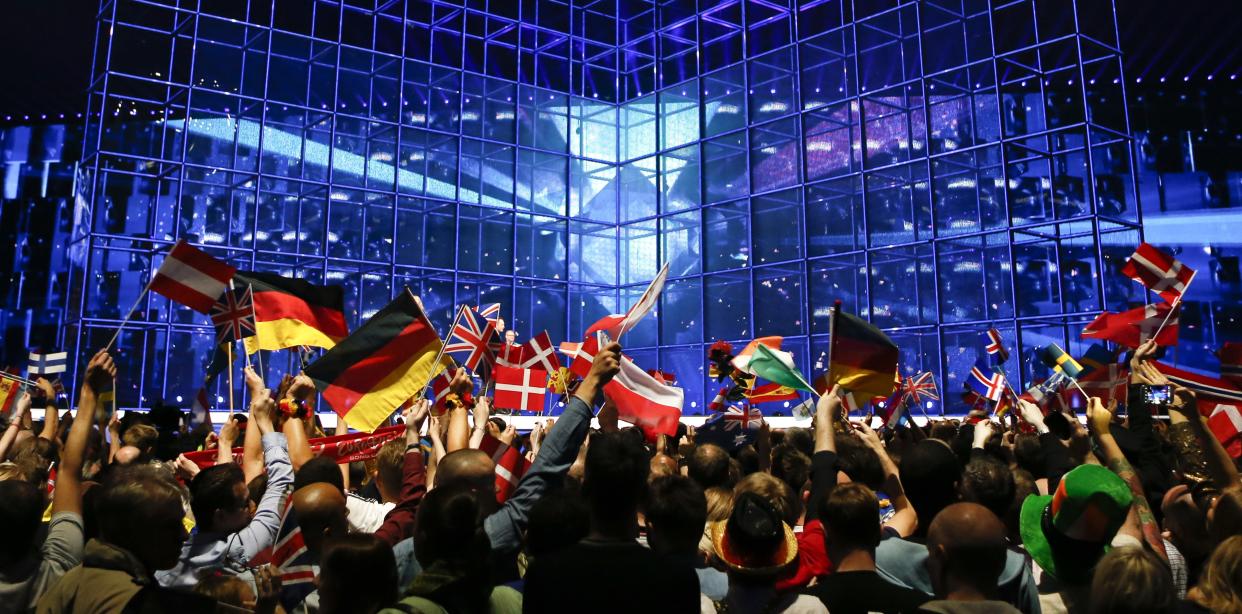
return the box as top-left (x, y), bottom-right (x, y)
top-left (827, 305), bottom-right (899, 401)
top-left (236, 272), bottom-right (348, 355)
top-left (304, 289), bottom-right (443, 432)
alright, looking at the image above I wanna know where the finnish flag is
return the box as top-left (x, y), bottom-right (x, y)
top-left (28, 352), bottom-right (68, 376)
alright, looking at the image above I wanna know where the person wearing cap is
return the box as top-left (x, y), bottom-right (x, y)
top-left (1019, 462), bottom-right (1138, 614)
top-left (804, 482), bottom-right (930, 614)
top-left (707, 491), bottom-right (826, 613)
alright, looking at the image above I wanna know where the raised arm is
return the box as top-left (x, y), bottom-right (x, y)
top-left (57, 351), bottom-right (116, 516)
top-left (283, 373), bottom-right (317, 470)
top-left (230, 368), bottom-right (293, 563)
top-left (1018, 398), bottom-right (1074, 491)
top-left (469, 395), bottom-right (491, 449)
top-left (446, 369), bottom-right (471, 453)
top-left (805, 386), bottom-right (841, 523)
top-left (858, 421), bottom-right (917, 537)
top-left (217, 415), bottom-right (241, 466)
top-left (1166, 381), bottom-right (1240, 490)
top-left (483, 342), bottom-right (621, 555)
top-left (0, 390), bottom-right (30, 461)
top-left (1088, 397), bottom-right (1168, 562)
top-left (373, 399), bottom-right (430, 546)
top-left (34, 377), bottom-right (59, 441)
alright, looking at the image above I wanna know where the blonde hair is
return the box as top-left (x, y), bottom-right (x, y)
top-left (1088, 546), bottom-right (1175, 614)
top-left (734, 472), bottom-right (799, 525)
top-left (1193, 535), bottom-right (1242, 614)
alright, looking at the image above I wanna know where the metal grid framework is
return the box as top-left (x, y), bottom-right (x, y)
top-left (73, 0), bottom-right (1142, 414)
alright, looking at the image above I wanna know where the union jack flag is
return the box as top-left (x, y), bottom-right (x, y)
top-left (477, 303), bottom-right (501, 324)
top-left (209, 285), bottom-right (256, 345)
top-left (445, 305), bottom-right (496, 372)
top-left (982, 328), bottom-right (1009, 363)
top-left (271, 495), bottom-right (317, 611)
top-left (900, 372), bottom-right (939, 405)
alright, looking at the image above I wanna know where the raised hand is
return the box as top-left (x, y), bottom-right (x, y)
top-left (243, 366), bottom-right (266, 397)
top-left (449, 367), bottom-right (473, 397)
top-left (249, 385), bottom-right (277, 434)
top-left (499, 423), bottom-right (517, 447)
top-left (34, 377), bottom-right (56, 403)
top-left (287, 372), bottom-right (316, 401)
top-left (220, 414), bottom-right (241, 445)
top-left (972, 419), bottom-right (995, 449)
top-left (1016, 398), bottom-right (1047, 433)
top-left (403, 398), bottom-right (431, 440)
top-left (1087, 397), bottom-right (1113, 436)
top-left (587, 342), bottom-right (623, 385)
top-left (83, 350), bottom-right (116, 396)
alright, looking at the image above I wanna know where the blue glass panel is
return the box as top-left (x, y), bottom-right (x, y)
top-left (569, 221), bottom-right (617, 285)
top-left (703, 200), bottom-right (749, 272)
top-left (515, 214), bottom-right (567, 280)
top-left (661, 211), bottom-right (701, 276)
top-left (809, 253), bottom-right (868, 334)
top-left (705, 271), bottom-right (752, 341)
top-left (752, 188), bottom-right (803, 265)
top-left (702, 64), bottom-right (747, 137)
top-left (661, 276), bottom-right (702, 346)
top-left (750, 117), bottom-right (801, 192)
top-left (754, 263), bottom-right (805, 337)
top-left (660, 346), bottom-right (705, 414)
top-left (660, 144), bottom-right (701, 213)
top-left (703, 132), bottom-right (749, 203)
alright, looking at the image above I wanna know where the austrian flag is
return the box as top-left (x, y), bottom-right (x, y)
top-left (149, 241), bottom-right (237, 314)
top-left (604, 356), bottom-right (683, 439)
top-left (1121, 243), bottom-right (1195, 303)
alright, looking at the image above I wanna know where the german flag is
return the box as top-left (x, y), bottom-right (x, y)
top-left (304, 289), bottom-right (443, 432)
top-left (827, 306), bottom-right (900, 401)
top-left (235, 272), bottom-right (348, 355)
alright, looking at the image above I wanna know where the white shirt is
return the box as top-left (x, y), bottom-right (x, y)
top-left (345, 493), bottom-right (395, 534)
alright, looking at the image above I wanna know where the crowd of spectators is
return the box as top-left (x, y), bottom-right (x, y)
top-left (2, 339), bottom-right (1241, 613)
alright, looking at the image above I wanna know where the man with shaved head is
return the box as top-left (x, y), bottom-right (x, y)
top-left (292, 482), bottom-right (350, 558)
top-left (920, 502), bottom-right (1021, 614)
top-left (435, 340), bottom-right (622, 581)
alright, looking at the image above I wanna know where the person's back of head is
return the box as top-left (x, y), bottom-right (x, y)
top-left (646, 475), bottom-right (707, 557)
top-left (820, 482), bottom-right (881, 556)
top-left (0, 480), bottom-right (44, 565)
top-left (1088, 546), bottom-right (1175, 614)
top-left (122, 423), bottom-right (159, 460)
top-left (1012, 434), bottom-right (1045, 478)
top-left (583, 430), bottom-right (649, 527)
top-left (291, 482), bottom-right (349, 558)
top-left (374, 439), bottom-right (405, 503)
top-left (293, 455), bottom-right (345, 493)
top-left (1191, 534), bottom-right (1242, 613)
top-left (836, 435), bottom-right (886, 490)
top-left (435, 448), bottom-right (495, 494)
top-left (734, 472), bottom-right (800, 527)
top-left (318, 533), bottom-right (398, 614)
top-left (688, 444), bottom-right (732, 490)
top-left (926, 502), bottom-right (1008, 600)
top-left (959, 454), bottom-right (1015, 521)
top-left (1210, 485), bottom-right (1242, 543)
top-left (783, 428), bottom-right (813, 458)
top-left (1007, 469), bottom-right (1037, 540)
top-left (414, 481), bottom-right (491, 576)
top-left (96, 464), bottom-right (187, 572)
top-left (190, 462), bottom-right (247, 534)
top-left (525, 490), bottom-right (590, 558)
top-left (770, 444), bottom-right (811, 500)
top-left (900, 439), bottom-right (961, 536)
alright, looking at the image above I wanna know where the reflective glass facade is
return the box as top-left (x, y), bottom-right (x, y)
top-left (71, 0), bottom-right (1139, 414)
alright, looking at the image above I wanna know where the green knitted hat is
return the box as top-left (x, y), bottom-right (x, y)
top-left (1019, 464), bottom-right (1133, 584)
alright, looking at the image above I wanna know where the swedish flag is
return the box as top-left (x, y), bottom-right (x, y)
top-left (1041, 343), bottom-right (1084, 379)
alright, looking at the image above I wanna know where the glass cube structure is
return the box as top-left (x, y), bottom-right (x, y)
top-left (70, 0), bottom-right (1139, 414)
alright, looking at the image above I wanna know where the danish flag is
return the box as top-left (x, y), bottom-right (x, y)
top-left (1121, 243), bottom-right (1195, 303)
top-left (569, 334), bottom-right (600, 378)
top-left (492, 366), bottom-right (548, 412)
top-left (1207, 404), bottom-right (1242, 458)
top-left (520, 331), bottom-right (561, 373)
top-left (445, 306), bottom-right (496, 371)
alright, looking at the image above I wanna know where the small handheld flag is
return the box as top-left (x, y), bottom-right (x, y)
top-left (967, 361), bottom-right (1006, 403)
top-left (982, 329), bottom-right (1009, 364)
top-left (1041, 343), bottom-right (1084, 379)
top-left (27, 352), bottom-right (68, 376)
top-left (210, 285), bottom-right (257, 345)
top-left (749, 344), bottom-right (815, 394)
top-left (1121, 243), bottom-right (1195, 304)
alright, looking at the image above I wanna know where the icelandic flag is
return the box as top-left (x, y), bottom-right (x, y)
top-left (982, 329), bottom-right (1009, 364)
top-left (28, 352), bottom-right (67, 376)
top-left (967, 360), bottom-right (1006, 403)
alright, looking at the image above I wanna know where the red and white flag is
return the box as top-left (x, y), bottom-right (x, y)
top-left (1081, 303), bottom-right (1178, 348)
top-left (445, 306), bottom-right (496, 371)
top-left (520, 331), bottom-right (562, 373)
top-left (604, 356), bottom-right (683, 439)
top-left (191, 387), bottom-right (212, 426)
top-left (149, 240), bottom-right (236, 314)
top-left (477, 303), bottom-right (501, 324)
top-left (493, 366), bottom-right (548, 412)
top-left (493, 444), bottom-right (530, 503)
top-left (707, 386), bottom-right (730, 411)
top-left (1219, 342), bottom-right (1242, 388)
top-left (1075, 364), bottom-right (1128, 405)
top-left (569, 334), bottom-right (600, 379)
top-left (1121, 243), bottom-right (1195, 303)
top-left (584, 263), bottom-right (670, 339)
top-left (494, 341), bottom-right (528, 368)
top-left (429, 370), bottom-right (454, 413)
top-left (1207, 404), bottom-right (1242, 459)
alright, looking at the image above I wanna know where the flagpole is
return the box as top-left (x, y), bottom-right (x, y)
top-left (0, 371), bottom-right (39, 388)
top-left (1150, 269), bottom-right (1194, 343)
top-left (102, 279), bottom-right (153, 352)
top-left (420, 304), bottom-right (464, 396)
top-left (226, 343), bottom-right (235, 416)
